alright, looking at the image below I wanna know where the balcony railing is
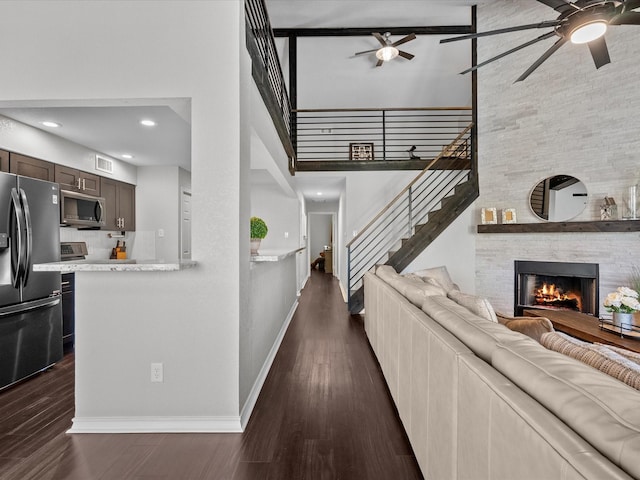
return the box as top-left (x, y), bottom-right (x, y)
top-left (294, 107), bottom-right (472, 165)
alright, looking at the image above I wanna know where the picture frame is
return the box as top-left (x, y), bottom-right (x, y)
top-left (481, 207), bottom-right (497, 225)
top-left (349, 142), bottom-right (374, 161)
top-left (502, 208), bottom-right (517, 224)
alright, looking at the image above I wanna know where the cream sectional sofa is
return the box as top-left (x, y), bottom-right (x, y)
top-left (364, 266), bottom-right (640, 480)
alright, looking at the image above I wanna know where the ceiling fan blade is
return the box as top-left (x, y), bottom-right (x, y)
top-left (355, 48), bottom-right (380, 56)
top-left (536, 0), bottom-right (578, 13)
top-left (392, 33), bottom-right (416, 47)
top-left (372, 32), bottom-right (387, 47)
top-left (460, 31), bottom-right (557, 74)
top-left (588, 36), bottom-right (611, 69)
top-left (515, 36), bottom-right (568, 82)
top-left (610, 11), bottom-right (640, 24)
top-left (440, 20), bottom-right (562, 44)
top-left (398, 50), bottom-right (415, 60)
top-left (375, 59), bottom-right (384, 67)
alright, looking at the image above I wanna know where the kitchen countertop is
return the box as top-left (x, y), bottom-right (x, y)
top-left (34, 259), bottom-right (197, 272)
top-left (251, 247), bottom-right (305, 262)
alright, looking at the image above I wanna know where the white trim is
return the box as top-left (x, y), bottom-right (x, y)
top-left (239, 299), bottom-right (299, 429)
top-left (67, 416), bottom-right (242, 434)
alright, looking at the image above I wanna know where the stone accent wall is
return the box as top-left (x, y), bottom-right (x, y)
top-left (475, 1), bottom-right (640, 314)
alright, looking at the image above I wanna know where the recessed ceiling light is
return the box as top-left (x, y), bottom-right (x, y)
top-left (140, 119), bottom-right (156, 127)
top-left (316, 192), bottom-right (323, 196)
top-left (121, 154), bottom-right (134, 159)
top-left (41, 121), bottom-right (61, 128)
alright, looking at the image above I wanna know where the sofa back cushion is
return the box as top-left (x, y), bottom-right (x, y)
top-left (493, 337), bottom-right (640, 479)
top-left (447, 290), bottom-right (498, 323)
top-left (411, 265), bottom-right (459, 293)
top-left (421, 296), bottom-right (530, 363)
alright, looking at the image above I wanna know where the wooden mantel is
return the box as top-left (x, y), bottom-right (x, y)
top-left (477, 219), bottom-right (640, 234)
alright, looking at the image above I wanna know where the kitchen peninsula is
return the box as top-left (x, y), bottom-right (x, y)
top-left (34, 259), bottom-right (197, 272)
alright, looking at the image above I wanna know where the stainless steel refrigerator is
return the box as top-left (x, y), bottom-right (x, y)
top-left (0, 172), bottom-right (62, 390)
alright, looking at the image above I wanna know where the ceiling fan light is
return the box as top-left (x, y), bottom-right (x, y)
top-left (376, 46), bottom-right (399, 62)
top-left (570, 21), bottom-right (607, 44)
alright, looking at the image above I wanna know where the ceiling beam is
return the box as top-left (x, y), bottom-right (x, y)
top-left (273, 26), bottom-right (474, 37)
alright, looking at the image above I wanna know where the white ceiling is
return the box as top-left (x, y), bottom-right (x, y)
top-left (0, 99), bottom-right (191, 171)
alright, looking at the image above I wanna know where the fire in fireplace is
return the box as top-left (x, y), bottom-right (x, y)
top-left (514, 260), bottom-right (599, 317)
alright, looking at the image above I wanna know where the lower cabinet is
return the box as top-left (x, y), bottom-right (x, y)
top-left (101, 177), bottom-right (136, 231)
top-left (61, 273), bottom-right (75, 349)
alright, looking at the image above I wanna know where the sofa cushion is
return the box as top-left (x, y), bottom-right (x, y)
top-left (541, 332), bottom-right (640, 390)
top-left (376, 264), bottom-right (401, 283)
top-left (447, 290), bottom-right (498, 323)
top-left (411, 266), bottom-right (459, 293)
top-left (421, 296), bottom-right (533, 363)
top-left (492, 338), bottom-right (640, 479)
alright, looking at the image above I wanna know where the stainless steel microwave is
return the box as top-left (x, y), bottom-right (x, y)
top-left (60, 190), bottom-right (106, 227)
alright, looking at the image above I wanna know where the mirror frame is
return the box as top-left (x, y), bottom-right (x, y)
top-left (529, 175), bottom-right (588, 222)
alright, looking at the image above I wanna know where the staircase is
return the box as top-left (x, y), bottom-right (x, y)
top-left (347, 123), bottom-right (477, 313)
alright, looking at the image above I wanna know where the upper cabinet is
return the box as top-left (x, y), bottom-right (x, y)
top-left (9, 153), bottom-right (55, 181)
top-left (101, 177), bottom-right (136, 231)
top-left (55, 164), bottom-right (101, 196)
top-left (0, 150), bottom-right (8, 172)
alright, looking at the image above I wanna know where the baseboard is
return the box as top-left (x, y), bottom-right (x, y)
top-left (67, 415), bottom-right (243, 433)
top-left (339, 280), bottom-right (347, 302)
top-left (239, 299), bottom-right (299, 429)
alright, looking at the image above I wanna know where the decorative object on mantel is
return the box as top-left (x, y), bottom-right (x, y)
top-left (603, 286), bottom-right (640, 331)
top-left (623, 184), bottom-right (639, 220)
top-left (481, 207), bottom-right (497, 225)
top-left (250, 216), bottom-right (268, 255)
top-left (501, 208), bottom-right (516, 224)
top-left (600, 196), bottom-right (618, 220)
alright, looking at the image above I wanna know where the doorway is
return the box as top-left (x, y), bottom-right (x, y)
top-left (308, 213), bottom-right (335, 274)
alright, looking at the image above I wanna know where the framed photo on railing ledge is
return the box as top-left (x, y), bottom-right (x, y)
top-left (349, 142), bottom-right (374, 161)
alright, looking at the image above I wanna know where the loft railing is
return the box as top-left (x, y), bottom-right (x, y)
top-left (346, 123), bottom-right (474, 301)
top-left (294, 107), bottom-right (472, 163)
top-left (245, 0), bottom-right (295, 165)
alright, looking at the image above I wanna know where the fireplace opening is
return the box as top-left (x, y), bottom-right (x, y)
top-left (514, 261), bottom-right (599, 317)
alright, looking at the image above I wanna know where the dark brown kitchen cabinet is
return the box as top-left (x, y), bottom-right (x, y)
top-left (9, 153), bottom-right (55, 181)
top-left (101, 177), bottom-right (135, 231)
top-left (0, 150), bottom-right (8, 172)
top-left (55, 164), bottom-right (101, 196)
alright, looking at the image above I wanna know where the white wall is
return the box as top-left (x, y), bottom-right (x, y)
top-left (0, 0), bottom-right (248, 430)
top-left (136, 166), bottom-right (191, 261)
top-left (250, 184), bottom-right (300, 251)
top-left (475, 0), bottom-right (640, 314)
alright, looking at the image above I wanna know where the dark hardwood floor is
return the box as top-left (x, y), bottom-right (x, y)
top-left (0, 270), bottom-right (422, 479)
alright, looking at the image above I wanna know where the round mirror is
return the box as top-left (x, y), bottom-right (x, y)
top-left (529, 175), bottom-right (587, 222)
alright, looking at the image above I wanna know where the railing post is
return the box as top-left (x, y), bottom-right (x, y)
top-left (382, 110), bottom-right (386, 161)
top-left (408, 186), bottom-right (413, 237)
top-left (347, 245), bottom-right (352, 309)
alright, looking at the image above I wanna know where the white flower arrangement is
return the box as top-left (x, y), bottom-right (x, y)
top-left (604, 286), bottom-right (640, 313)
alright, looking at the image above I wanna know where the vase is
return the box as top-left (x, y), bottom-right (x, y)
top-left (250, 238), bottom-right (261, 255)
top-left (612, 312), bottom-right (634, 330)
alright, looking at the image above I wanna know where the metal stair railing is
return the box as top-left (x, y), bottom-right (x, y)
top-left (346, 123), bottom-right (474, 303)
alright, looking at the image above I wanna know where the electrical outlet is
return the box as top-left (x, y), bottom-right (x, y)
top-left (158, 228), bottom-right (165, 238)
top-left (284, 231), bottom-right (289, 238)
top-left (151, 363), bottom-right (163, 383)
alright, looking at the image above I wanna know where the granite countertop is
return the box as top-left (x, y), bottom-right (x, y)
top-left (34, 259), bottom-right (197, 272)
top-left (251, 247), bottom-right (305, 262)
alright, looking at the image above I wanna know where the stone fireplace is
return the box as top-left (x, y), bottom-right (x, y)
top-left (514, 260), bottom-right (599, 317)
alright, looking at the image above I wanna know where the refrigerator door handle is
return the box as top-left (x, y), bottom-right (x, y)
top-left (0, 296), bottom-right (60, 318)
top-left (9, 188), bottom-right (26, 288)
top-left (19, 188), bottom-right (33, 287)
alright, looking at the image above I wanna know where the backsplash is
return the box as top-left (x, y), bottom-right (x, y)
top-left (59, 228), bottom-right (156, 260)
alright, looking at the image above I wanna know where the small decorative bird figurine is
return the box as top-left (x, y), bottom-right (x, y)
top-left (407, 145), bottom-right (420, 160)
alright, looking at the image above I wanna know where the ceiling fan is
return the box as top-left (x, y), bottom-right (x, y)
top-left (440, 0), bottom-right (640, 82)
top-left (355, 32), bottom-right (416, 67)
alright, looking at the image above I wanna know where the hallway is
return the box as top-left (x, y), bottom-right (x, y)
top-left (0, 270), bottom-right (422, 479)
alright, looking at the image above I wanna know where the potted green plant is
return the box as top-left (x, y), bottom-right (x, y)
top-left (250, 216), bottom-right (268, 254)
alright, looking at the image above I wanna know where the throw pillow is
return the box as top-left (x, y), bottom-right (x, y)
top-left (447, 290), bottom-right (498, 323)
top-left (501, 317), bottom-right (554, 343)
top-left (411, 265), bottom-right (459, 293)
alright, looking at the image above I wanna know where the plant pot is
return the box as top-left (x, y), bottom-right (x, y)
top-left (612, 312), bottom-right (634, 330)
top-left (250, 238), bottom-right (261, 255)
